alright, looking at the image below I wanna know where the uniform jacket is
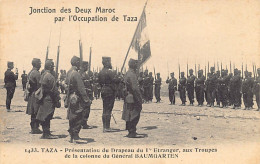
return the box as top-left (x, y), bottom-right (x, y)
top-left (4, 69), bottom-right (18, 88)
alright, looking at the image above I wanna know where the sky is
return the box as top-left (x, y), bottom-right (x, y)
top-left (0, 0), bottom-right (259, 80)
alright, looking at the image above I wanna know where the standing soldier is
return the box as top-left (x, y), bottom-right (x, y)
top-left (230, 69), bottom-right (242, 109)
top-left (26, 58), bottom-right (42, 134)
top-left (215, 71), bottom-right (221, 107)
top-left (66, 56), bottom-right (91, 142)
top-left (79, 61), bottom-right (93, 129)
top-left (98, 57), bottom-right (117, 132)
top-left (195, 70), bottom-right (205, 106)
top-left (154, 73), bottom-right (162, 103)
top-left (178, 72), bottom-right (187, 106)
top-left (36, 59), bottom-right (61, 139)
top-left (148, 72), bottom-right (154, 102)
top-left (166, 72), bottom-right (177, 105)
top-left (143, 70), bottom-right (150, 103)
top-left (21, 70), bottom-right (28, 91)
top-left (207, 67), bottom-right (217, 107)
top-left (205, 73), bottom-right (210, 106)
top-left (218, 70), bottom-right (230, 108)
top-left (186, 69), bottom-right (196, 106)
top-left (138, 72), bottom-right (144, 102)
top-left (242, 71), bottom-right (254, 110)
top-left (122, 59), bottom-right (142, 138)
top-left (4, 61), bottom-right (18, 111)
top-left (254, 68), bottom-right (260, 111)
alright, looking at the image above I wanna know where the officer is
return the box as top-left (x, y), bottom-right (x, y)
top-left (178, 72), bottom-right (186, 106)
top-left (79, 61), bottom-right (93, 129)
top-left (26, 58), bottom-right (42, 134)
top-left (36, 59), bottom-right (61, 139)
top-left (66, 56), bottom-right (91, 142)
top-left (254, 68), bottom-right (260, 111)
top-left (195, 70), bottom-right (205, 106)
top-left (21, 70), bottom-right (28, 91)
top-left (148, 72), bottom-right (154, 102)
top-left (4, 61), bottom-right (18, 111)
top-left (186, 69), bottom-right (196, 106)
top-left (166, 72), bottom-right (177, 105)
top-left (98, 57), bottom-right (117, 132)
top-left (122, 59), bottom-right (142, 138)
top-left (154, 73), bottom-right (162, 103)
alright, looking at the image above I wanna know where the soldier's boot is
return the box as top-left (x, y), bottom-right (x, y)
top-left (103, 115), bottom-right (113, 132)
top-left (102, 115), bottom-right (107, 132)
top-left (73, 133), bottom-right (80, 140)
top-left (40, 130), bottom-right (58, 139)
top-left (30, 122), bottom-right (42, 134)
top-left (82, 121), bottom-right (92, 129)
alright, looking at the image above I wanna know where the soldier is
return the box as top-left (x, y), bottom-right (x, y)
top-left (218, 70), bottom-right (230, 108)
top-left (26, 58), bottom-right (42, 134)
top-left (148, 72), bottom-right (154, 102)
top-left (195, 70), bottom-right (205, 106)
top-left (98, 57), bottom-right (117, 132)
top-left (21, 70), bottom-right (28, 91)
top-left (205, 73), bottom-right (210, 106)
top-left (122, 59), bottom-right (142, 138)
top-left (178, 72), bottom-right (186, 105)
top-left (215, 71), bottom-right (221, 107)
top-left (36, 59), bottom-right (61, 139)
top-left (254, 68), bottom-right (260, 110)
top-left (230, 69), bottom-right (242, 109)
top-left (66, 56), bottom-right (91, 142)
top-left (143, 70), bottom-right (150, 103)
top-left (166, 72), bottom-right (177, 105)
top-left (242, 71), bottom-right (254, 110)
top-left (154, 73), bottom-right (162, 103)
top-left (59, 70), bottom-right (66, 94)
top-left (79, 61), bottom-right (94, 129)
top-left (4, 61), bottom-right (18, 111)
top-left (186, 69), bottom-right (196, 106)
top-left (207, 67), bottom-right (217, 107)
top-left (138, 72), bottom-right (144, 102)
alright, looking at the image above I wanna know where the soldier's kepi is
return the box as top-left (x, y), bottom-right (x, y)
top-left (66, 56), bottom-right (91, 142)
top-left (36, 59), bottom-right (61, 139)
top-left (98, 56), bottom-right (117, 132)
top-left (122, 58), bottom-right (143, 138)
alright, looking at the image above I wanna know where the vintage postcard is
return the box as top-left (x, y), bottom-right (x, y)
top-left (0, 0), bottom-right (259, 163)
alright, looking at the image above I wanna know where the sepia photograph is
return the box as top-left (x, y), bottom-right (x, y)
top-left (0, 0), bottom-right (259, 163)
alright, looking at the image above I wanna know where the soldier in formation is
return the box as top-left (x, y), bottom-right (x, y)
top-left (186, 69), bottom-right (196, 106)
top-left (195, 70), bottom-right (205, 106)
top-left (154, 73), bottom-right (162, 103)
top-left (178, 72), bottom-right (186, 105)
top-left (4, 61), bottom-right (18, 111)
top-left (166, 72), bottom-right (177, 105)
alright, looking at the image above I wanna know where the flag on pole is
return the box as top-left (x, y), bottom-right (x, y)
top-left (131, 8), bottom-right (151, 66)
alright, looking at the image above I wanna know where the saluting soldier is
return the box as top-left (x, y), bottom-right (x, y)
top-left (66, 56), bottom-right (91, 142)
top-left (154, 73), bottom-right (162, 103)
top-left (4, 61), bottom-right (18, 111)
top-left (79, 61), bottom-right (93, 129)
top-left (179, 72), bottom-right (186, 105)
top-left (36, 59), bottom-right (61, 139)
top-left (254, 68), bottom-right (260, 110)
top-left (98, 57), bottom-right (117, 132)
top-left (195, 70), bottom-right (205, 106)
top-left (186, 69), bottom-right (196, 106)
top-left (122, 59), bottom-right (142, 138)
top-left (26, 58), bottom-right (42, 134)
top-left (21, 70), bottom-right (28, 91)
top-left (166, 72), bottom-right (177, 105)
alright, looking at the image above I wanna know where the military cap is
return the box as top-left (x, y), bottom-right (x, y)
top-left (102, 56), bottom-right (111, 62)
top-left (198, 70), bottom-right (203, 73)
top-left (128, 58), bottom-right (138, 68)
top-left (82, 61), bottom-right (89, 66)
top-left (170, 72), bottom-right (174, 75)
top-left (210, 67), bottom-right (215, 71)
top-left (189, 69), bottom-right (193, 72)
top-left (45, 59), bottom-right (55, 68)
top-left (257, 68), bottom-right (260, 72)
top-left (32, 58), bottom-right (41, 66)
top-left (7, 61), bottom-right (14, 68)
top-left (157, 73), bottom-right (160, 75)
top-left (71, 56), bottom-right (80, 66)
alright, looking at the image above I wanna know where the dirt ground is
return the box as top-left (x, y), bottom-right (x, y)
top-left (0, 82), bottom-right (260, 163)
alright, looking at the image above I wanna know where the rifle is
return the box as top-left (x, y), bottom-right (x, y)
top-left (207, 61), bottom-right (209, 77)
top-left (153, 66), bottom-right (156, 80)
top-left (167, 62), bottom-right (169, 77)
top-left (178, 62), bottom-right (180, 79)
top-left (89, 47), bottom-right (92, 73)
top-left (221, 62), bottom-right (223, 75)
top-left (195, 62), bottom-right (197, 77)
top-left (45, 29), bottom-right (52, 62)
top-left (79, 40), bottom-right (83, 70)
top-left (253, 63), bottom-right (255, 80)
top-left (55, 25), bottom-right (62, 79)
top-left (230, 61), bottom-right (232, 74)
top-left (187, 60), bottom-right (188, 78)
top-left (242, 62), bottom-right (244, 79)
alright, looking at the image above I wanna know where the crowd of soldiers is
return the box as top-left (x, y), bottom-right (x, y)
top-left (3, 58), bottom-right (260, 142)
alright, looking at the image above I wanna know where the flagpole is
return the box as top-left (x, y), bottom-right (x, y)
top-left (121, 1), bottom-right (148, 73)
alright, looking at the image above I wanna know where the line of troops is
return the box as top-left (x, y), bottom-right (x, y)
top-left (4, 57), bottom-right (144, 142)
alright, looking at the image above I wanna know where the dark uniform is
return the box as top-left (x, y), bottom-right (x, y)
top-left (79, 61), bottom-right (93, 129)
top-left (254, 68), bottom-right (260, 110)
top-left (4, 62), bottom-right (18, 110)
top-left (230, 69), bottom-right (242, 109)
top-left (186, 69), bottom-right (196, 105)
top-left (207, 67), bottom-right (217, 107)
top-left (122, 59), bottom-right (142, 138)
top-left (242, 71), bottom-right (254, 109)
top-left (178, 72), bottom-right (186, 105)
top-left (21, 71), bottom-right (28, 91)
top-left (66, 57), bottom-right (91, 141)
top-left (98, 57), bottom-right (117, 132)
top-left (195, 70), bottom-right (205, 106)
top-left (26, 58), bottom-right (42, 134)
top-left (218, 70), bottom-right (230, 108)
top-left (143, 70), bottom-right (150, 103)
top-left (215, 71), bottom-right (221, 107)
top-left (154, 73), bottom-right (162, 103)
top-left (166, 72), bottom-right (177, 105)
top-left (138, 72), bottom-right (144, 102)
top-left (36, 60), bottom-right (61, 139)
